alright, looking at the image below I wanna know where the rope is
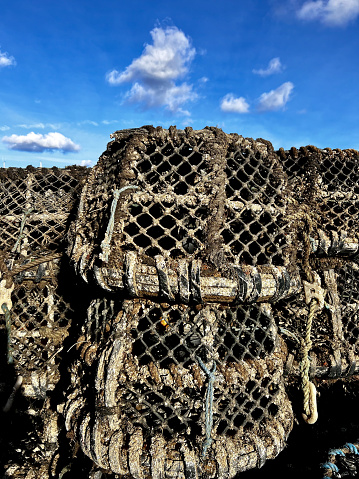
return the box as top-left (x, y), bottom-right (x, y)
top-left (1, 303), bottom-right (13, 364)
top-left (300, 297), bottom-right (318, 424)
top-left (322, 462), bottom-right (339, 473)
top-left (197, 356), bottom-right (216, 457)
top-left (287, 204), bottom-right (316, 281)
top-left (0, 252), bottom-right (62, 286)
top-left (100, 185), bottom-right (139, 263)
top-left (321, 442), bottom-right (359, 478)
top-left (11, 252), bottom-right (62, 276)
top-left (329, 449), bottom-right (345, 456)
top-left (345, 443), bottom-right (359, 454)
top-left (2, 375), bottom-right (23, 412)
top-left (279, 327), bottom-right (300, 345)
top-left (302, 213), bottom-right (314, 283)
top-left (297, 211), bottom-right (320, 424)
top-left (11, 208), bottom-right (33, 254)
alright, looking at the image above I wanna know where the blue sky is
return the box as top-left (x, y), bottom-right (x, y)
top-left (0, 0), bottom-right (358, 168)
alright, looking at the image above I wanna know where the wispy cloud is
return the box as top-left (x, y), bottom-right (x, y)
top-left (220, 94), bottom-right (250, 113)
top-left (257, 82), bottom-right (294, 111)
top-left (0, 125), bottom-right (10, 131)
top-left (17, 122), bottom-right (63, 130)
top-left (77, 120), bottom-right (99, 127)
top-left (102, 120), bottom-right (120, 125)
top-left (106, 26), bottom-right (197, 114)
top-left (297, 0), bottom-right (359, 25)
top-left (253, 57), bottom-right (283, 76)
top-left (17, 123), bottom-right (46, 129)
top-left (198, 76), bottom-right (209, 84)
top-left (2, 132), bottom-right (80, 153)
top-left (0, 49), bottom-right (16, 68)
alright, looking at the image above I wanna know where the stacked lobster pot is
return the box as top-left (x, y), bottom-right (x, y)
top-left (2, 126), bottom-right (359, 478)
top-left (64, 125), bottom-right (359, 478)
top-left (0, 166), bottom-right (88, 478)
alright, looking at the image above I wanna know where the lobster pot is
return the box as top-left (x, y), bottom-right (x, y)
top-left (65, 127), bottom-right (298, 477)
top-left (0, 166), bottom-right (88, 253)
top-left (64, 126), bottom-right (359, 477)
top-left (0, 166), bottom-right (88, 478)
top-left (64, 298), bottom-right (293, 478)
top-left (70, 126), bottom-right (290, 276)
top-left (9, 278), bottom-right (74, 396)
top-left (272, 146), bottom-right (359, 377)
top-left (337, 264), bottom-right (359, 354)
top-left (0, 167), bottom-right (88, 391)
top-left (2, 126), bottom-right (359, 478)
top-left (278, 145), bottom-right (359, 235)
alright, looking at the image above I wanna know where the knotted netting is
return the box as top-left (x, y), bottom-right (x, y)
top-left (0, 166), bottom-right (89, 477)
top-left (62, 127), bottom-right (359, 478)
top-left (2, 127), bottom-right (359, 478)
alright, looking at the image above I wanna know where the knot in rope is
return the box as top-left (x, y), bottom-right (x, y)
top-left (300, 297), bottom-right (318, 424)
top-left (197, 356), bottom-right (216, 457)
top-left (299, 213), bottom-right (322, 425)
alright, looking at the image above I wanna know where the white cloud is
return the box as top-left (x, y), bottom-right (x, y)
top-left (220, 94), bottom-right (250, 113)
top-left (17, 122), bottom-right (63, 130)
top-left (18, 123), bottom-right (46, 129)
top-left (2, 132), bottom-right (80, 153)
top-left (77, 120), bottom-right (99, 126)
top-left (297, 0), bottom-right (359, 25)
top-left (49, 123), bottom-right (65, 130)
top-left (0, 125), bottom-right (10, 131)
top-left (106, 26), bottom-right (197, 114)
top-left (102, 120), bottom-right (120, 125)
top-left (253, 57), bottom-right (283, 76)
top-left (125, 81), bottom-right (194, 115)
top-left (257, 82), bottom-right (294, 111)
top-left (199, 76), bottom-right (209, 84)
top-left (79, 160), bottom-right (92, 167)
top-left (0, 50), bottom-right (16, 67)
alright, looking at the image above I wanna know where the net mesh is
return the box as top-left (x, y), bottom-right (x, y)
top-left (63, 127), bottom-right (359, 477)
top-left (0, 167), bottom-right (87, 253)
top-left (337, 264), bottom-right (359, 353)
top-left (279, 146), bottom-right (359, 234)
top-left (0, 166), bottom-right (88, 478)
top-left (64, 298), bottom-right (292, 478)
top-left (1, 127), bottom-right (359, 478)
top-left (127, 303), bottom-right (278, 435)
